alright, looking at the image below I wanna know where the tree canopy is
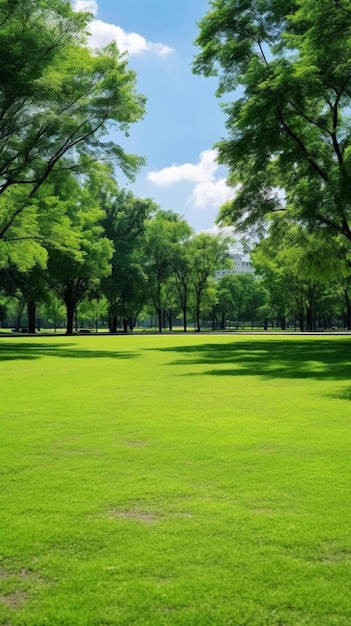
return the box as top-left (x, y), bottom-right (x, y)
top-left (193, 0), bottom-right (351, 242)
top-left (0, 0), bottom-right (145, 269)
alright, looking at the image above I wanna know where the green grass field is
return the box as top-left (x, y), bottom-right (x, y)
top-left (1, 334), bottom-right (351, 625)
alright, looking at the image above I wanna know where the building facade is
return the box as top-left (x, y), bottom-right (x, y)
top-left (215, 253), bottom-right (254, 280)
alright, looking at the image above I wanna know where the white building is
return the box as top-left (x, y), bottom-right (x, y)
top-left (215, 252), bottom-right (255, 280)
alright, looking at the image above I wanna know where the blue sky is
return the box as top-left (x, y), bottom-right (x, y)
top-left (73, 0), bottom-right (235, 233)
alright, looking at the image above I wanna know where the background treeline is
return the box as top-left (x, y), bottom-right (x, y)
top-left (0, 184), bottom-right (232, 333)
top-left (2, 201), bottom-right (351, 333)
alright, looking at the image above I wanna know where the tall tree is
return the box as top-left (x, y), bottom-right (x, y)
top-left (168, 241), bottom-right (193, 332)
top-left (194, 0), bottom-right (351, 243)
top-left (142, 211), bottom-right (192, 333)
top-left (241, 276), bottom-right (269, 330)
top-left (98, 174), bottom-right (156, 333)
top-left (214, 282), bottom-right (235, 330)
top-left (188, 233), bottom-right (231, 332)
top-left (0, 0), bottom-right (145, 268)
top-left (218, 274), bottom-right (247, 329)
top-left (43, 174), bottom-right (113, 334)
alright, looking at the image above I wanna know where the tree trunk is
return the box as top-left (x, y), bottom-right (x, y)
top-left (306, 304), bottom-right (312, 331)
top-left (109, 311), bottom-right (117, 333)
top-left (15, 302), bottom-right (25, 331)
top-left (212, 310), bottom-right (216, 331)
top-left (157, 308), bottom-right (162, 333)
top-left (221, 311), bottom-right (226, 330)
top-left (168, 309), bottom-right (173, 332)
top-left (27, 300), bottom-right (36, 333)
top-left (65, 298), bottom-right (75, 335)
top-left (182, 307), bottom-right (187, 332)
top-left (196, 306), bottom-right (201, 332)
top-left (299, 310), bottom-right (304, 332)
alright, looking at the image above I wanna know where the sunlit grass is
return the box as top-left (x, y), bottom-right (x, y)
top-left (1, 334), bottom-right (351, 625)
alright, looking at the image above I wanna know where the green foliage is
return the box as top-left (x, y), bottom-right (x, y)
top-left (251, 215), bottom-right (351, 329)
top-left (0, 0), bottom-right (145, 270)
top-left (187, 233), bottom-right (232, 331)
top-left (41, 293), bottom-right (66, 332)
top-left (43, 172), bottom-right (114, 334)
top-left (99, 171), bottom-right (157, 332)
top-left (217, 272), bottom-right (268, 327)
top-left (194, 0), bottom-right (351, 242)
top-left (142, 211), bottom-right (193, 332)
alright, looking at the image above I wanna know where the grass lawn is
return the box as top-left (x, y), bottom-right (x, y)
top-left (1, 333), bottom-right (351, 625)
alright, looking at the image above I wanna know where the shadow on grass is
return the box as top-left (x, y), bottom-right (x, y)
top-left (155, 339), bottom-right (351, 384)
top-left (0, 341), bottom-right (138, 361)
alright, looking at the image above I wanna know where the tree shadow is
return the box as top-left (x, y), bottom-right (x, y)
top-left (155, 339), bottom-right (351, 384)
top-left (0, 341), bottom-right (139, 362)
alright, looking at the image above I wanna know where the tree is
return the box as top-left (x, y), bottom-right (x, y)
top-left (0, 0), bottom-right (145, 269)
top-left (41, 293), bottom-right (66, 332)
top-left (218, 274), bottom-right (246, 329)
top-left (188, 233), bottom-right (231, 332)
top-left (194, 0), bottom-right (351, 243)
top-left (215, 284), bottom-right (234, 330)
top-left (142, 211), bottom-right (192, 333)
top-left (98, 172), bottom-right (155, 333)
top-left (43, 174), bottom-right (113, 334)
top-left (168, 248), bottom-right (192, 332)
top-left (166, 225), bottom-right (195, 332)
top-left (251, 215), bottom-right (350, 330)
top-left (77, 295), bottom-right (108, 333)
top-left (241, 276), bottom-right (269, 330)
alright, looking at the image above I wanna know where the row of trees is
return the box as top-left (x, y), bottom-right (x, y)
top-left (0, 174), bottom-right (232, 333)
top-left (3, 211), bottom-right (351, 334)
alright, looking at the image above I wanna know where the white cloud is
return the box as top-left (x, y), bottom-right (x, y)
top-left (148, 150), bottom-right (218, 185)
top-left (148, 150), bottom-right (236, 209)
top-left (190, 178), bottom-right (236, 209)
top-left (73, 0), bottom-right (98, 16)
top-left (88, 21), bottom-right (173, 56)
top-left (73, 1), bottom-right (173, 56)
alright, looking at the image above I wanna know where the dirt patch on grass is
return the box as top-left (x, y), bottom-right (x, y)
top-left (0, 568), bottom-right (8, 581)
top-left (0, 567), bottom-right (36, 582)
top-left (105, 506), bottom-right (194, 524)
top-left (108, 508), bottom-right (160, 523)
top-left (319, 546), bottom-right (351, 563)
top-left (0, 590), bottom-right (29, 609)
top-left (124, 440), bottom-right (149, 447)
top-left (0, 567), bottom-right (43, 611)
